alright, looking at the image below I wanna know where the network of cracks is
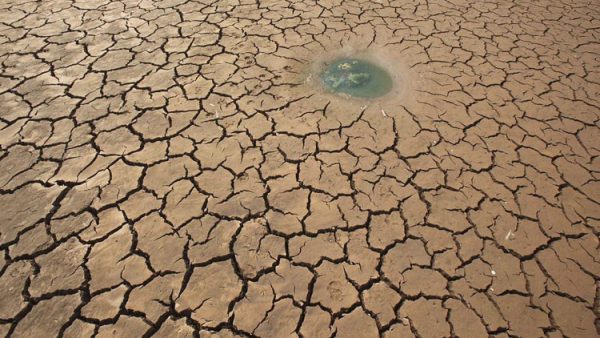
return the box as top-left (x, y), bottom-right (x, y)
top-left (0, 0), bottom-right (599, 337)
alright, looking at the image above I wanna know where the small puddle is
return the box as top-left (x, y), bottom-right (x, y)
top-left (320, 58), bottom-right (393, 98)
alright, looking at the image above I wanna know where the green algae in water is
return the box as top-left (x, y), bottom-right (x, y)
top-left (321, 58), bottom-right (393, 98)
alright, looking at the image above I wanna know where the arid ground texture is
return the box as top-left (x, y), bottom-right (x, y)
top-left (0, 0), bottom-right (599, 337)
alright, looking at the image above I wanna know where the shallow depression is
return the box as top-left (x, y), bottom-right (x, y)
top-left (320, 58), bottom-right (393, 98)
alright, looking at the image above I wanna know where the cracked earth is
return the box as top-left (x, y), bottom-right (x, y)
top-left (0, 0), bottom-right (599, 337)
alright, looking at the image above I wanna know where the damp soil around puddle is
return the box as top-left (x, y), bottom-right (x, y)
top-left (320, 58), bottom-right (394, 98)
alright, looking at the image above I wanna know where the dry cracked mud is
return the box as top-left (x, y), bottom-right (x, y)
top-left (0, 0), bottom-right (599, 337)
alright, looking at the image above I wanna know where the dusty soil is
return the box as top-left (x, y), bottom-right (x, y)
top-left (0, 0), bottom-right (599, 337)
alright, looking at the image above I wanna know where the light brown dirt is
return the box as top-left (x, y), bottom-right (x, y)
top-left (0, 0), bottom-right (599, 337)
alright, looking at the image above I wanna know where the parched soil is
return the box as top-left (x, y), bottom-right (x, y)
top-left (0, 0), bottom-right (599, 337)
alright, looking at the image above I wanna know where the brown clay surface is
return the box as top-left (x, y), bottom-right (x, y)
top-left (0, 0), bottom-right (599, 337)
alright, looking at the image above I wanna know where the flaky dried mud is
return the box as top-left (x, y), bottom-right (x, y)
top-left (0, 0), bottom-right (599, 337)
